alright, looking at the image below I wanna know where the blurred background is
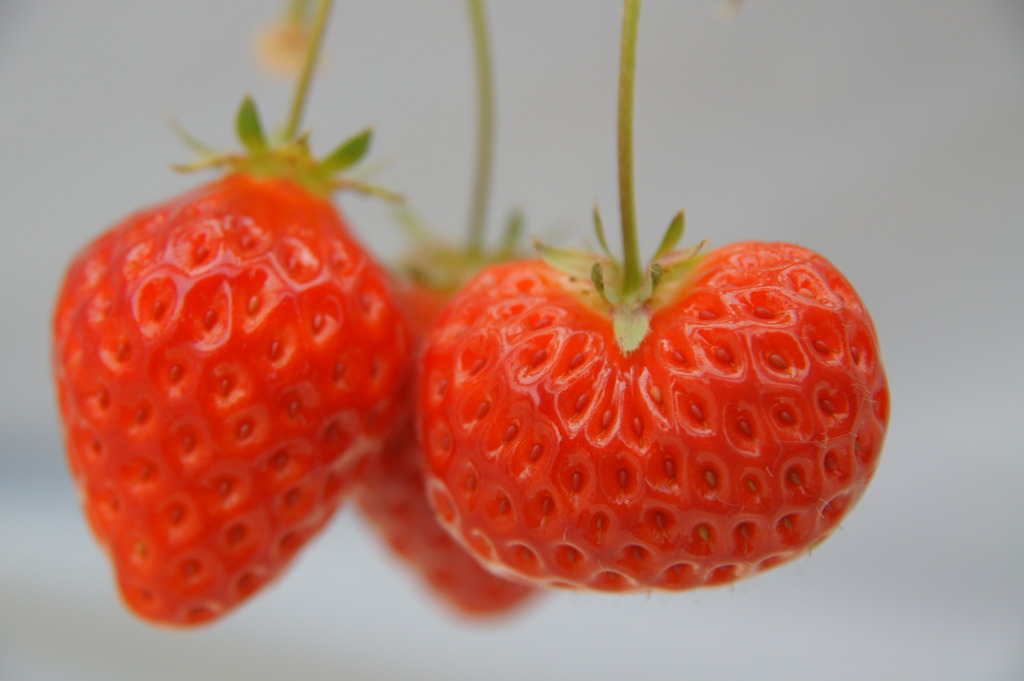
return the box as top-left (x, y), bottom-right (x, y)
top-left (2, 1), bottom-right (1023, 679)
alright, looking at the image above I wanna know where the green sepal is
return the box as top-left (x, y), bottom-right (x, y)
top-left (236, 96), bottom-right (269, 154)
top-left (591, 261), bottom-right (605, 295)
top-left (612, 301), bottom-right (652, 354)
top-left (332, 177), bottom-right (404, 203)
top-left (320, 128), bottom-right (373, 175)
top-left (393, 205), bottom-right (433, 241)
top-left (534, 237), bottom-right (606, 281)
top-left (168, 116), bottom-right (218, 157)
top-left (653, 210), bottom-right (685, 260)
top-left (592, 259), bottom-right (625, 304)
top-left (592, 202), bottom-right (614, 259)
top-left (654, 239), bottom-right (709, 284)
top-left (499, 209), bottom-right (524, 260)
top-left (650, 262), bottom-right (664, 290)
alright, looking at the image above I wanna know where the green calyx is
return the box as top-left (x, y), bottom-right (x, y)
top-left (536, 206), bottom-right (706, 354)
top-left (398, 205), bottom-right (523, 293)
top-left (537, 0), bottom-right (706, 356)
top-left (172, 96), bottom-right (398, 200)
top-left (170, 1), bottom-right (395, 199)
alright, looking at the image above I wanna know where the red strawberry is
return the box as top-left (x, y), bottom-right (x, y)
top-left (52, 172), bottom-right (411, 624)
top-left (416, 242), bottom-right (888, 591)
top-left (352, 282), bottom-right (536, 617)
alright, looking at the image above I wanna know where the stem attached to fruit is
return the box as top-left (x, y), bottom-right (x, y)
top-left (465, 0), bottom-right (495, 258)
top-left (618, 0), bottom-right (643, 295)
top-left (283, 0), bottom-right (334, 141)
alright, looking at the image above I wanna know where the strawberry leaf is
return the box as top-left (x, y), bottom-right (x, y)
top-left (236, 96), bottom-right (269, 154)
top-left (321, 128), bottom-right (373, 175)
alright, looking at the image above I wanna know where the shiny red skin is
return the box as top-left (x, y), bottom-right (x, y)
top-left (417, 242), bottom-right (889, 591)
top-left (352, 281), bottom-right (536, 616)
top-left (52, 174), bottom-right (411, 625)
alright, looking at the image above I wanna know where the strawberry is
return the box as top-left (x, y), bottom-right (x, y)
top-left (52, 171), bottom-right (411, 624)
top-left (51, 3), bottom-right (412, 623)
top-left (352, 282), bottom-right (535, 616)
top-left (415, 0), bottom-right (888, 592)
top-left (416, 244), bottom-right (888, 591)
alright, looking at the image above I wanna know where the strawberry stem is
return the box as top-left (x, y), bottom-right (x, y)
top-left (617, 0), bottom-right (643, 294)
top-left (282, 0), bottom-right (333, 141)
top-left (464, 0), bottom-right (495, 258)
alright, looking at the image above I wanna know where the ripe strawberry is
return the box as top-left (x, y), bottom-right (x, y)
top-left (52, 172), bottom-right (411, 624)
top-left (352, 281), bottom-right (536, 616)
top-left (416, 242), bottom-right (888, 591)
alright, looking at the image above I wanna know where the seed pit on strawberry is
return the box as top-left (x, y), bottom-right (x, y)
top-left (131, 539), bottom-right (150, 563)
top-left (115, 341), bottom-right (132, 363)
top-left (276, 237), bottom-right (322, 284)
top-left (593, 570), bottom-right (630, 591)
top-left (234, 572), bottom-right (260, 598)
top-left (98, 486), bottom-right (121, 516)
top-left (508, 544), bottom-right (539, 573)
top-left (820, 493), bottom-right (851, 523)
top-left (501, 424), bottom-right (520, 443)
top-left (180, 559), bottom-right (201, 580)
top-left (224, 523), bottom-right (248, 549)
top-left (757, 555), bottom-right (787, 573)
top-left (624, 544), bottom-right (649, 571)
top-left (755, 337), bottom-right (808, 382)
top-left (734, 416), bottom-right (755, 443)
top-left (276, 531), bottom-right (301, 558)
top-left (733, 522), bottom-right (755, 556)
top-left (648, 451), bottom-right (679, 489)
top-left (775, 513), bottom-right (801, 547)
top-left (93, 387), bottom-right (111, 414)
top-left (701, 467), bottom-right (719, 491)
top-left (283, 487), bottom-right (302, 510)
top-left (658, 562), bottom-right (697, 589)
top-left (184, 606), bottom-right (217, 625)
top-left (134, 276), bottom-right (178, 337)
top-left (119, 457), bottom-right (158, 498)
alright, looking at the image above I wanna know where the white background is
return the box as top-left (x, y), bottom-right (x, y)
top-left (1, 1), bottom-right (1022, 679)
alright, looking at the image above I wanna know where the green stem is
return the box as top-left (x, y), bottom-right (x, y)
top-left (618, 0), bottom-right (643, 293)
top-left (283, 0), bottom-right (333, 141)
top-left (465, 0), bottom-right (494, 258)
